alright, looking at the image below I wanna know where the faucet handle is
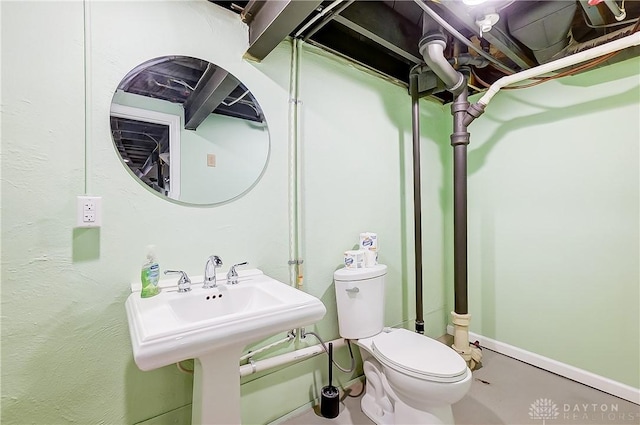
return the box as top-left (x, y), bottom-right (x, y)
top-left (226, 262), bottom-right (248, 284)
top-left (164, 270), bottom-right (192, 293)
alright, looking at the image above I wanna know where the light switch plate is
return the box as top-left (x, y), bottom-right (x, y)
top-left (76, 196), bottom-right (102, 227)
top-left (207, 153), bottom-right (216, 167)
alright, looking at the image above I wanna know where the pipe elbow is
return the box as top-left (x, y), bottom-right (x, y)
top-left (418, 34), bottom-right (466, 96)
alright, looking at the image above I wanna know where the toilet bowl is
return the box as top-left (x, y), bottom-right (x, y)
top-left (334, 265), bottom-right (471, 425)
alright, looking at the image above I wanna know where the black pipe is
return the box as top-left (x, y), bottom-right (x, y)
top-left (409, 71), bottom-right (425, 334)
top-left (450, 79), bottom-right (470, 315)
top-left (154, 150), bottom-right (164, 193)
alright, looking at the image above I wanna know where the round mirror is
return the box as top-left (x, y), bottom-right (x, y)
top-left (110, 56), bottom-right (269, 205)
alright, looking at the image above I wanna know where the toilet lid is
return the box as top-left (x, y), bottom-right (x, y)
top-left (371, 329), bottom-right (468, 382)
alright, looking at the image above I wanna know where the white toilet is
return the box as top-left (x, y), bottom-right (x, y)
top-left (334, 265), bottom-right (471, 425)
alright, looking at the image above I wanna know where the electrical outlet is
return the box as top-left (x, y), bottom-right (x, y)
top-left (77, 196), bottom-right (102, 227)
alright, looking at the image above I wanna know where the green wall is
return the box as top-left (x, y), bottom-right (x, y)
top-left (455, 56), bottom-right (640, 387)
top-left (1, 1), bottom-right (638, 424)
top-left (1, 1), bottom-right (444, 423)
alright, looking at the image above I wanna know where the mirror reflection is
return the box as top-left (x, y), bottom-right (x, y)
top-left (110, 56), bottom-right (269, 205)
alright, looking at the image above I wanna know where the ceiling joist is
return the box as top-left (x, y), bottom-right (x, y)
top-left (184, 66), bottom-right (238, 130)
top-left (245, 0), bottom-right (323, 61)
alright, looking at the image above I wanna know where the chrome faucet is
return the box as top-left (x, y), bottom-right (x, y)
top-left (226, 262), bottom-right (248, 285)
top-left (164, 270), bottom-right (191, 293)
top-left (203, 255), bottom-right (223, 288)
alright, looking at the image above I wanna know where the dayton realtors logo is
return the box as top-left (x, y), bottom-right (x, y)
top-left (529, 398), bottom-right (639, 423)
top-left (562, 402), bottom-right (638, 422)
top-left (529, 398), bottom-right (560, 424)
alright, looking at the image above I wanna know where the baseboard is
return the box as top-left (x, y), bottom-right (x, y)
top-left (447, 326), bottom-right (640, 405)
top-left (135, 404), bottom-right (191, 424)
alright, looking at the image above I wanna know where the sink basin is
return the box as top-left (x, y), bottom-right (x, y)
top-left (168, 284), bottom-right (283, 323)
top-left (125, 268), bottom-right (326, 424)
top-left (125, 269), bottom-right (326, 371)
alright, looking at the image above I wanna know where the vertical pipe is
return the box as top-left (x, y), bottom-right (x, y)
top-left (451, 81), bottom-right (470, 315)
top-left (155, 150), bottom-right (164, 194)
top-left (409, 72), bottom-right (425, 334)
top-left (83, 0), bottom-right (92, 194)
top-left (294, 39), bottom-right (304, 290)
top-left (288, 38), bottom-right (300, 289)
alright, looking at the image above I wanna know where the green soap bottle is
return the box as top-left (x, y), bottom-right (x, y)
top-left (141, 245), bottom-right (161, 298)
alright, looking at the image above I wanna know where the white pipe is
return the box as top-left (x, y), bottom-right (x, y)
top-left (478, 32), bottom-right (640, 107)
top-left (413, 0), bottom-right (517, 74)
top-left (239, 334), bottom-right (294, 362)
top-left (294, 0), bottom-right (344, 38)
top-left (239, 338), bottom-right (346, 378)
top-left (451, 312), bottom-right (483, 371)
top-left (83, 0), bottom-right (92, 194)
top-left (294, 39), bottom-right (304, 291)
top-left (604, 0), bottom-right (626, 21)
top-left (419, 39), bottom-right (465, 95)
top-left (288, 38), bottom-right (300, 288)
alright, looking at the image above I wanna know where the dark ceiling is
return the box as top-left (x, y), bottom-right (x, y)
top-left (210, 0), bottom-right (640, 102)
top-left (110, 56), bottom-right (264, 194)
top-left (110, 1), bottom-right (638, 194)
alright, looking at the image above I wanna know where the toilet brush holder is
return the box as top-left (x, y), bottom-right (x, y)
top-left (320, 342), bottom-right (340, 419)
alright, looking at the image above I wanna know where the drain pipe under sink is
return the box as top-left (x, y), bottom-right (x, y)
top-left (419, 31), bottom-right (482, 370)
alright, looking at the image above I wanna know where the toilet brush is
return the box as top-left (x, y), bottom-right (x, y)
top-left (320, 342), bottom-right (340, 419)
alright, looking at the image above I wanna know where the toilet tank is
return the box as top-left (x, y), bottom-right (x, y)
top-left (334, 265), bottom-right (387, 339)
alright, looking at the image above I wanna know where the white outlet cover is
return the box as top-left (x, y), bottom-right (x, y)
top-left (76, 196), bottom-right (102, 227)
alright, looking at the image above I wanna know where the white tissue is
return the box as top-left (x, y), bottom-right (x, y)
top-left (344, 250), bottom-right (365, 269)
top-left (359, 232), bottom-right (378, 267)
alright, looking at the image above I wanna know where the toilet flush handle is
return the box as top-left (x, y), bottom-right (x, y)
top-left (345, 287), bottom-right (360, 293)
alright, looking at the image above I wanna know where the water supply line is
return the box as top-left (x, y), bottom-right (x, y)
top-left (301, 331), bottom-right (356, 373)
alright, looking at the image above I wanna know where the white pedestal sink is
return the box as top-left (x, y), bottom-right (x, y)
top-left (125, 269), bottom-right (326, 424)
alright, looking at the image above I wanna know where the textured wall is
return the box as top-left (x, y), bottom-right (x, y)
top-left (453, 56), bottom-right (640, 388)
top-left (1, 1), bottom-right (445, 423)
top-left (3, 1), bottom-right (637, 424)
top-left (1, 1), bottom-right (287, 423)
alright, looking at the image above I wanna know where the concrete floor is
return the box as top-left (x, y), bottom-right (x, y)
top-left (280, 349), bottom-right (640, 425)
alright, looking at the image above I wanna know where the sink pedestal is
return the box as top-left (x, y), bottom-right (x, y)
top-left (192, 345), bottom-right (244, 425)
top-left (125, 270), bottom-right (327, 424)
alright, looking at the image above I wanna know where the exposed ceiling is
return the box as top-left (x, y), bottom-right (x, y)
top-left (111, 1), bottom-right (638, 193)
top-left (210, 0), bottom-right (640, 102)
top-left (111, 56), bottom-right (264, 194)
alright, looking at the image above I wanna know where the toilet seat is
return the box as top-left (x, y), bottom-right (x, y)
top-left (371, 329), bottom-right (468, 383)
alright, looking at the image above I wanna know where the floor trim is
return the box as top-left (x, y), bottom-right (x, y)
top-left (446, 326), bottom-right (640, 405)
